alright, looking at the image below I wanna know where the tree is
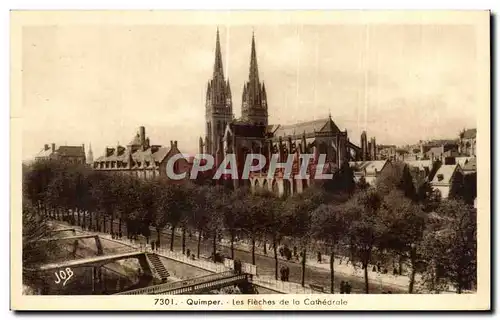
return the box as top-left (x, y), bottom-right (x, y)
top-left (422, 199), bottom-right (477, 293)
top-left (258, 190), bottom-right (284, 280)
top-left (376, 161), bottom-right (416, 200)
top-left (379, 190), bottom-right (426, 293)
top-left (345, 189), bottom-right (386, 293)
top-left (311, 203), bottom-right (347, 293)
top-left (159, 183), bottom-right (189, 251)
top-left (283, 186), bottom-right (327, 287)
top-left (222, 188), bottom-right (247, 260)
top-left (189, 185), bottom-right (216, 259)
top-left (22, 202), bottom-right (60, 291)
top-left (416, 181), bottom-right (441, 212)
top-left (206, 186), bottom-right (226, 262)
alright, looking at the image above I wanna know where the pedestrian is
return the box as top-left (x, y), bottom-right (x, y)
top-left (372, 265), bottom-right (377, 272)
top-left (186, 248), bottom-right (191, 258)
top-left (151, 241), bottom-right (155, 251)
top-left (340, 281), bottom-right (345, 294)
top-left (280, 266), bottom-right (286, 281)
top-left (119, 231), bottom-right (122, 239)
top-left (284, 266), bottom-right (290, 281)
top-left (377, 262), bottom-right (382, 273)
top-left (317, 251), bottom-right (322, 263)
top-left (345, 282), bottom-right (352, 294)
top-left (234, 259), bottom-right (242, 274)
top-left (393, 267), bottom-right (398, 275)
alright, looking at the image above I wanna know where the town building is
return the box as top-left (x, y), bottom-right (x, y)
top-left (35, 143), bottom-right (86, 164)
top-left (430, 163), bottom-right (463, 199)
top-left (198, 30), bottom-right (367, 197)
top-left (93, 126), bottom-right (189, 180)
top-left (348, 160), bottom-right (391, 186)
top-left (459, 128), bottom-right (476, 156)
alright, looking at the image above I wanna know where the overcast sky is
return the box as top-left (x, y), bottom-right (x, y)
top-left (21, 22), bottom-right (479, 160)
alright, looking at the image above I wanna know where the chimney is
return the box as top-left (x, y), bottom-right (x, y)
top-left (145, 138), bottom-right (150, 149)
top-left (51, 143), bottom-right (56, 152)
top-left (44, 144), bottom-right (49, 151)
top-left (174, 141), bottom-right (178, 149)
top-left (139, 126), bottom-right (146, 146)
top-left (170, 140), bottom-right (173, 148)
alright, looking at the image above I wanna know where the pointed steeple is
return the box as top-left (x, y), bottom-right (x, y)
top-left (248, 32), bottom-right (260, 94)
top-left (213, 27), bottom-right (224, 80)
top-left (226, 79), bottom-right (231, 98)
top-left (86, 142), bottom-right (94, 164)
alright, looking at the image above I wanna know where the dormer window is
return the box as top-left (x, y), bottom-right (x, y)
top-left (437, 174), bottom-right (444, 181)
top-left (145, 161), bottom-right (150, 167)
top-left (117, 162), bottom-right (121, 168)
top-left (155, 161), bottom-right (160, 167)
top-left (137, 162), bottom-right (142, 168)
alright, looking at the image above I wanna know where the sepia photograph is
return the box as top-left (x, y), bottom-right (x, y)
top-left (10, 10), bottom-right (490, 311)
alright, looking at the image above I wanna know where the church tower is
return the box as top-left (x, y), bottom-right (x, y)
top-left (241, 33), bottom-right (268, 126)
top-left (86, 143), bottom-right (94, 165)
top-left (202, 28), bottom-right (233, 156)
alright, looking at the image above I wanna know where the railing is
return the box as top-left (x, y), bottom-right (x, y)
top-left (119, 271), bottom-right (250, 295)
top-left (254, 275), bottom-right (319, 294)
top-left (166, 274), bottom-right (250, 295)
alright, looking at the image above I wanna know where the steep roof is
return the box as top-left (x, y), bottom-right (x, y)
top-left (273, 117), bottom-right (341, 138)
top-left (405, 160), bottom-right (432, 171)
top-left (462, 157), bottom-right (476, 171)
top-left (35, 148), bottom-right (52, 158)
top-left (431, 164), bottom-right (460, 185)
top-left (95, 146), bottom-right (172, 167)
top-left (55, 146), bottom-right (85, 157)
top-left (462, 128), bottom-right (477, 139)
top-left (349, 160), bottom-right (388, 174)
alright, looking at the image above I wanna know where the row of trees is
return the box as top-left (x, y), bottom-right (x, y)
top-left (22, 159), bottom-right (477, 294)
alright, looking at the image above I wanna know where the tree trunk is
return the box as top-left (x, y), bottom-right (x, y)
top-left (363, 262), bottom-right (369, 293)
top-left (273, 238), bottom-right (278, 280)
top-left (330, 250), bottom-right (335, 294)
top-left (109, 215), bottom-right (113, 234)
top-left (230, 233), bottom-right (235, 260)
top-left (408, 249), bottom-right (417, 293)
top-left (251, 236), bottom-right (256, 265)
top-left (102, 216), bottom-right (106, 233)
top-left (182, 228), bottom-right (186, 254)
top-left (212, 232), bottom-right (217, 262)
top-left (197, 228), bottom-right (202, 259)
top-left (118, 218), bottom-right (122, 235)
top-left (398, 255), bottom-right (403, 275)
top-left (169, 225), bottom-right (176, 251)
top-left (263, 236), bottom-right (267, 255)
top-left (301, 248), bottom-right (306, 287)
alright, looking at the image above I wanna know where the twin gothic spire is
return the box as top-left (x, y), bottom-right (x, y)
top-left (206, 28), bottom-right (267, 121)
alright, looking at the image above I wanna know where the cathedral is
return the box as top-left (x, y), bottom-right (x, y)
top-left (199, 29), bottom-right (364, 197)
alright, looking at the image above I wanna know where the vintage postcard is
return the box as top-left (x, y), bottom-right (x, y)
top-left (11, 10), bottom-right (490, 311)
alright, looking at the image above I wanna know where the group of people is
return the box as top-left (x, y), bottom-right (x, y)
top-left (111, 232), bottom-right (123, 239)
top-left (339, 281), bottom-right (352, 294)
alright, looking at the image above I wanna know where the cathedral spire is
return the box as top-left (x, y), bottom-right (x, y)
top-left (248, 32), bottom-right (260, 90)
top-left (213, 27), bottom-right (224, 80)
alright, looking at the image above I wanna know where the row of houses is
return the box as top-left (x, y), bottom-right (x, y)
top-left (349, 155), bottom-right (476, 199)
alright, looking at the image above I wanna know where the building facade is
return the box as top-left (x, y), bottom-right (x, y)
top-left (93, 126), bottom-right (189, 180)
top-left (199, 30), bottom-right (366, 197)
top-left (35, 143), bottom-right (86, 164)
